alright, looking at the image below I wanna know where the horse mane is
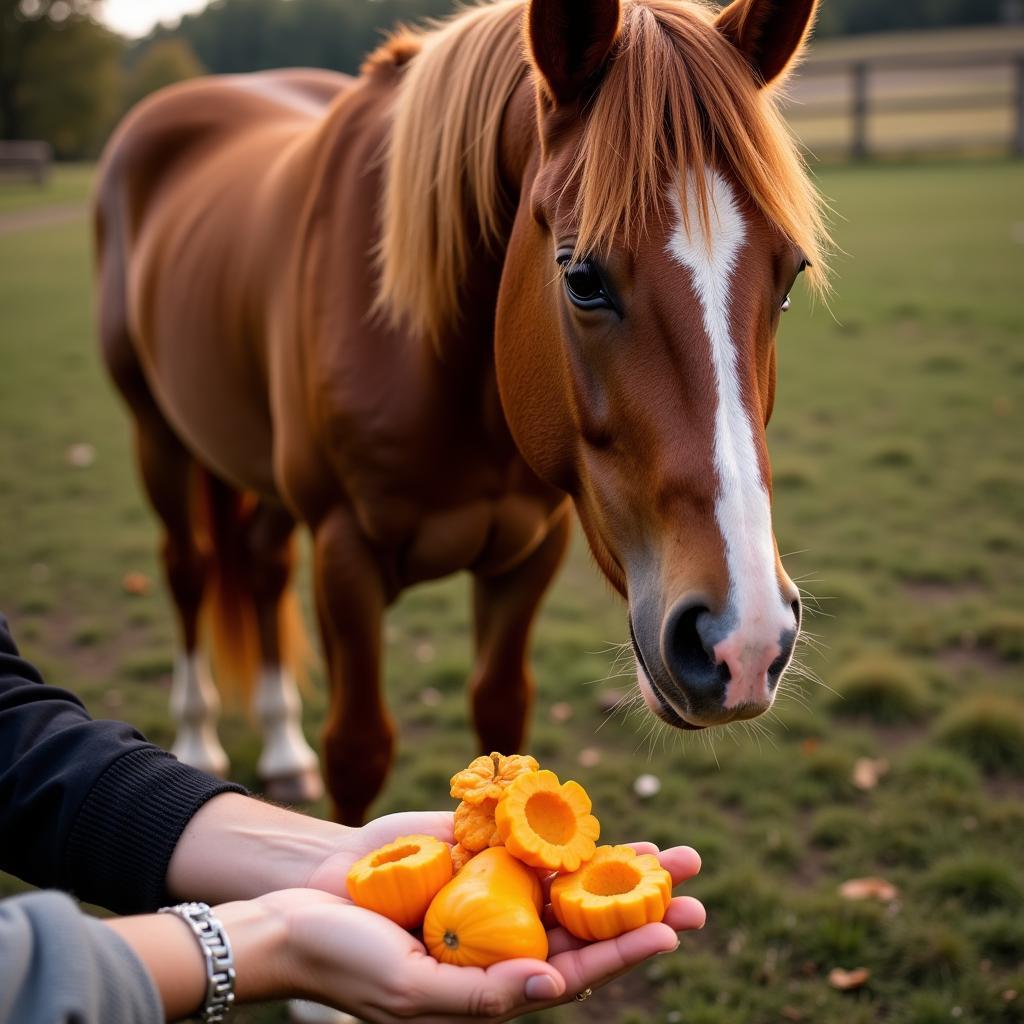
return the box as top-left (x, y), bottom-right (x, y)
top-left (373, 0), bottom-right (830, 342)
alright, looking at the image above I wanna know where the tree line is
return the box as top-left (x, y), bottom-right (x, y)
top-left (1, 0), bottom-right (1015, 159)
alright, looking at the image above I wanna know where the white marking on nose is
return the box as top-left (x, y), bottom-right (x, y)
top-left (666, 170), bottom-right (791, 701)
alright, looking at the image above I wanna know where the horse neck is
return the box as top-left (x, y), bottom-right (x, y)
top-left (424, 74), bottom-right (539, 371)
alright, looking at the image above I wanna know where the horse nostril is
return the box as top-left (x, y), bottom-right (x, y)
top-left (663, 601), bottom-right (730, 704)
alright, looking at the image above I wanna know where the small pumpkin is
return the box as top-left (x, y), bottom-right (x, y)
top-left (550, 845), bottom-right (672, 941)
top-left (495, 769), bottom-right (600, 872)
top-left (424, 847), bottom-right (548, 967)
top-left (453, 796), bottom-right (501, 852)
top-left (450, 751), bottom-right (539, 805)
top-left (346, 834), bottom-right (453, 929)
top-left (450, 842), bottom-right (476, 873)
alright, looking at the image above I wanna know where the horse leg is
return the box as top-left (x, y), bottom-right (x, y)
top-left (241, 501), bottom-right (322, 804)
top-left (313, 507), bottom-right (392, 825)
top-left (469, 508), bottom-right (572, 753)
top-left (135, 423), bottom-right (228, 776)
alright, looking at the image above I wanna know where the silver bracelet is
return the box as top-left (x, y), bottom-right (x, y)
top-left (159, 901), bottom-right (236, 1022)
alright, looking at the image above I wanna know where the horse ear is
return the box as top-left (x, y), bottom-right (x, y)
top-left (715, 0), bottom-right (818, 87)
top-left (527, 0), bottom-right (621, 105)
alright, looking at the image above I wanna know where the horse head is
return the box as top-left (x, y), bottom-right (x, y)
top-left (495, 0), bottom-right (829, 729)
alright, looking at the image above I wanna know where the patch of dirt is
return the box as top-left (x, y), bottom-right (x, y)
top-left (938, 646), bottom-right (1011, 676)
top-left (902, 580), bottom-right (985, 606)
top-left (0, 202), bottom-right (87, 237)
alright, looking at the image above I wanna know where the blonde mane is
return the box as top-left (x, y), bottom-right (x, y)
top-left (373, 0), bottom-right (830, 342)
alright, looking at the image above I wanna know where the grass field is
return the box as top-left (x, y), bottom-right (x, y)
top-left (1, 158), bottom-right (1023, 1023)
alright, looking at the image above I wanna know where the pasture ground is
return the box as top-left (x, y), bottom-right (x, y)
top-left (1, 159), bottom-right (1023, 1023)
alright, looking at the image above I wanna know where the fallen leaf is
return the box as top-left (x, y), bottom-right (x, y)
top-left (1002, 989), bottom-right (1018, 1003)
top-left (633, 773), bottom-right (661, 798)
top-left (852, 756), bottom-right (890, 790)
top-left (828, 967), bottom-right (870, 991)
top-left (66, 442), bottom-right (96, 468)
top-left (839, 877), bottom-right (899, 903)
top-left (549, 701), bottom-right (573, 723)
top-left (800, 737), bottom-right (820, 756)
top-left (578, 747), bottom-right (601, 767)
top-left (781, 1008), bottom-right (804, 1022)
top-left (597, 688), bottom-right (625, 714)
top-left (121, 571), bottom-right (151, 596)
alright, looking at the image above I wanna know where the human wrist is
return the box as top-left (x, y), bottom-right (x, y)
top-left (212, 900), bottom-right (292, 1006)
top-left (166, 793), bottom-right (352, 902)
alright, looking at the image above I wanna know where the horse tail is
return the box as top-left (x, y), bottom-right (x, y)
top-left (196, 470), bottom-right (313, 707)
top-left (196, 470), bottom-right (261, 707)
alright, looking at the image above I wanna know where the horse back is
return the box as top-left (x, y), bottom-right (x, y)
top-left (94, 69), bottom-right (355, 495)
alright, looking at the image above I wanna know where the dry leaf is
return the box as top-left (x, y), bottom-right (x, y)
top-left (828, 967), bottom-right (870, 991)
top-left (121, 571), bottom-right (151, 596)
top-left (549, 701), bottom-right (573, 723)
top-left (852, 756), bottom-right (890, 791)
top-left (597, 688), bottom-right (625, 714)
top-left (578, 747), bottom-right (601, 767)
top-left (781, 1008), bottom-right (804, 1022)
top-left (800, 737), bottom-right (820, 756)
top-left (66, 442), bottom-right (96, 468)
top-left (839, 877), bottom-right (899, 903)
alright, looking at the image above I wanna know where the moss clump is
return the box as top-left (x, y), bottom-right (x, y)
top-left (920, 854), bottom-right (1024, 913)
top-left (829, 655), bottom-right (928, 724)
top-left (935, 696), bottom-right (1024, 776)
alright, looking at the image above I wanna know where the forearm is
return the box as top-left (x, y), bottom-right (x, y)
top-left (166, 792), bottom-right (352, 903)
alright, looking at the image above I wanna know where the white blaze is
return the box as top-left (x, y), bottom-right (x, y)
top-left (666, 171), bottom-right (788, 661)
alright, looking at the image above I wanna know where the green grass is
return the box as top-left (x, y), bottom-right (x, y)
top-left (0, 162), bottom-right (94, 214)
top-left (1, 159), bottom-right (1023, 1023)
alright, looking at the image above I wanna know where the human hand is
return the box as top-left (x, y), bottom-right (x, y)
top-left (303, 809), bottom-right (454, 895)
top-left (248, 843), bottom-right (703, 1022)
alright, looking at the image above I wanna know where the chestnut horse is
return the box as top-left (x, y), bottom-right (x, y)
top-left (94, 0), bottom-right (828, 823)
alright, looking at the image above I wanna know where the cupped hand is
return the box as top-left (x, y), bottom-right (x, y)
top-left (268, 839), bottom-right (704, 1023)
top-left (304, 810), bottom-right (455, 896)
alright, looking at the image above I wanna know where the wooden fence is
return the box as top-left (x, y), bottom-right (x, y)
top-left (781, 50), bottom-right (1024, 160)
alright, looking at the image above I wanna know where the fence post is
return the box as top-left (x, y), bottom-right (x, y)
top-left (850, 60), bottom-right (869, 160)
top-left (1015, 55), bottom-right (1024, 158)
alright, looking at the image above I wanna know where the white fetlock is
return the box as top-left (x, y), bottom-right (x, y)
top-left (255, 665), bottom-right (320, 789)
top-left (170, 651), bottom-right (229, 776)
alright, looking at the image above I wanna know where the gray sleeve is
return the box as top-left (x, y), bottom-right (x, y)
top-left (0, 890), bottom-right (163, 1024)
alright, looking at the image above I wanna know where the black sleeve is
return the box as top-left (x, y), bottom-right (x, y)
top-left (0, 613), bottom-right (246, 915)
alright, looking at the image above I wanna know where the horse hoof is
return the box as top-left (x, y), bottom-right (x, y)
top-left (288, 999), bottom-right (358, 1023)
top-left (263, 767), bottom-right (323, 805)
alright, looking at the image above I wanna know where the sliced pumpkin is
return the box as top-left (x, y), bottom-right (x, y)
top-left (424, 847), bottom-right (547, 967)
top-left (346, 834), bottom-right (453, 929)
top-left (450, 751), bottom-right (539, 805)
top-left (494, 768), bottom-right (600, 872)
top-left (550, 844), bottom-right (672, 941)
top-left (450, 842), bottom-right (476, 873)
top-left (453, 796), bottom-right (501, 852)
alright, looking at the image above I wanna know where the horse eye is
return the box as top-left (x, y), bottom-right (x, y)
top-left (781, 295), bottom-right (791, 312)
top-left (558, 257), bottom-right (612, 310)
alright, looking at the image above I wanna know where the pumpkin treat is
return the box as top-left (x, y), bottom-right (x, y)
top-left (346, 834), bottom-right (453, 929)
top-left (453, 796), bottom-right (502, 852)
top-left (450, 752), bottom-right (539, 804)
top-left (424, 847), bottom-right (548, 967)
top-left (495, 768), bottom-right (600, 872)
top-left (450, 842), bottom-right (476, 873)
top-left (550, 845), bottom-right (673, 941)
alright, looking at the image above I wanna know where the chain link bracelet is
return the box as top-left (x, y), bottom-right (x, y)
top-left (159, 901), bottom-right (236, 1022)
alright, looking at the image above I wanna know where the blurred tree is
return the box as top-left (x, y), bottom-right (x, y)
top-left (124, 36), bottom-right (204, 109)
top-left (1, 0), bottom-right (121, 154)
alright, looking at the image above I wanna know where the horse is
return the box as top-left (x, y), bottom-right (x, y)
top-left (94, 0), bottom-right (829, 824)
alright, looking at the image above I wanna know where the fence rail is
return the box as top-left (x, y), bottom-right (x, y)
top-left (781, 50), bottom-right (1024, 160)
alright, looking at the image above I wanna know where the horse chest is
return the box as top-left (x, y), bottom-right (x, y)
top-left (397, 493), bottom-right (557, 585)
